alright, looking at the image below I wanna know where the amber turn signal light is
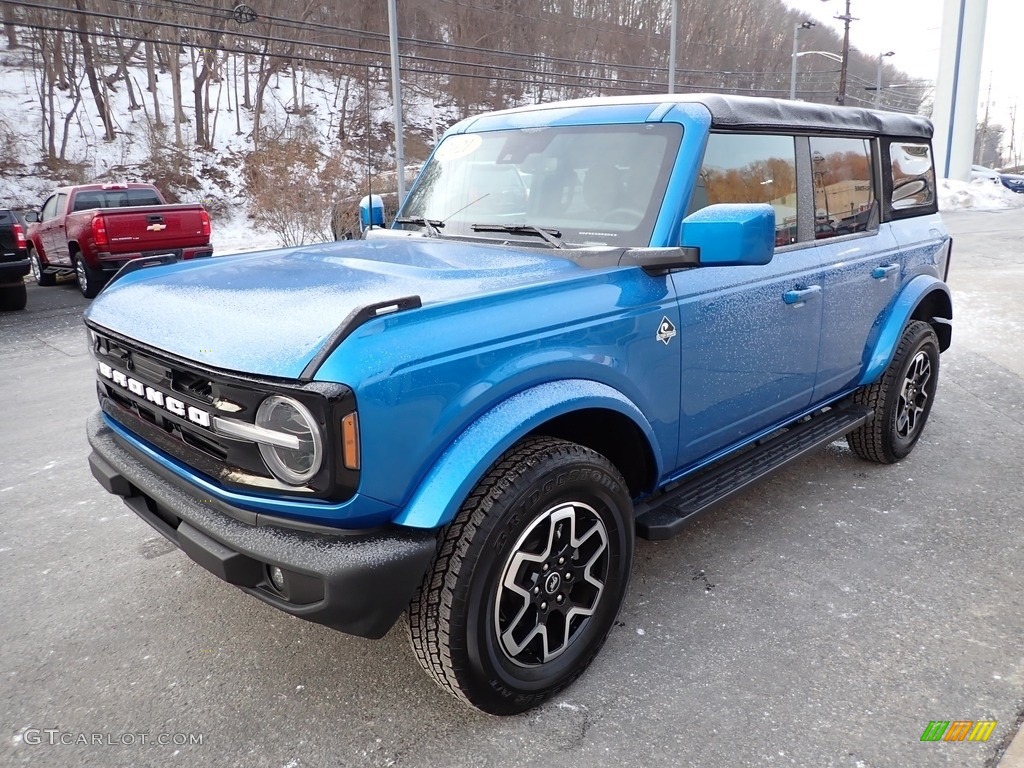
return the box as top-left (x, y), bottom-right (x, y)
top-left (341, 413), bottom-right (360, 470)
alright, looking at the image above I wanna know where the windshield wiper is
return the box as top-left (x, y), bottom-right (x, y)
top-left (470, 223), bottom-right (565, 249)
top-left (394, 216), bottom-right (445, 237)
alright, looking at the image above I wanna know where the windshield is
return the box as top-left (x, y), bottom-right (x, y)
top-left (397, 123), bottom-right (683, 247)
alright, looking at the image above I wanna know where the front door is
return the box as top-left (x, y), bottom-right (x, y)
top-left (673, 132), bottom-right (823, 469)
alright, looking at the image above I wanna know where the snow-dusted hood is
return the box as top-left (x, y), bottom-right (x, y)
top-left (84, 238), bottom-right (579, 379)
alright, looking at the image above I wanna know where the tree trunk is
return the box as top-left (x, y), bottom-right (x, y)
top-left (144, 40), bottom-right (161, 125)
top-left (242, 51), bottom-right (251, 108)
top-left (112, 31), bottom-right (141, 110)
top-left (2, 2), bottom-right (18, 49)
top-left (34, 29), bottom-right (52, 160)
top-left (73, 0), bottom-right (115, 141)
top-left (168, 43), bottom-right (183, 147)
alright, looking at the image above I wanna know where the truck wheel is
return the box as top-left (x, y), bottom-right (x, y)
top-left (0, 281), bottom-right (27, 311)
top-left (73, 254), bottom-right (106, 298)
top-left (29, 248), bottom-right (56, 287)
top-left (847, 320), bottom-right (940, 463)
top-left (408, 437), bottom-right (634, 715)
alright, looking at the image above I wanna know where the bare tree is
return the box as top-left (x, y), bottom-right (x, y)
top-left (73, 0), bottom-right (115, 141)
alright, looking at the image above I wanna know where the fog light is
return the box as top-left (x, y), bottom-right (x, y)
top-left (268, 566), bottom-right (286, 592)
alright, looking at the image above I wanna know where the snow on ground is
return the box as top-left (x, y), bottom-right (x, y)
top-left (938, 178), bottom-right (1024, 211)
top-left (211, 214), bottom-right (282, 256)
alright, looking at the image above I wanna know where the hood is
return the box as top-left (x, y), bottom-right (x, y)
top-left (85, 239), bottom-right (580, 379)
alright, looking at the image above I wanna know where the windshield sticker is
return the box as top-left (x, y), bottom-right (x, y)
top-left (433, 134), bottom-right (482, 162)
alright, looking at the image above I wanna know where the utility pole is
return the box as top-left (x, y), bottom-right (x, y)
top-left (834, 0), bottom-right (854, 105)
top-left (668, 0), bottom-right (677, 93)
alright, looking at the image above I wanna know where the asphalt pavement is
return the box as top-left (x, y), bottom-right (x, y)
top-left (1, 210), bottom-right (1022, 768)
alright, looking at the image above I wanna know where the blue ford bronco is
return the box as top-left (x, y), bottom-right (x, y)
top-left (85, 94), bottom-right (951, 715)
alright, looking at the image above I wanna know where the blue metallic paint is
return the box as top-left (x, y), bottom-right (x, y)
top-left (85, 239), bottom-right (581, 379)
top-left (392, 379), bottom-right (662, 529)
top-left (859, 275), bottom-right (951, 386)
top-left (313, 263), bottom-right (682, 517)
top-left (811, 224), bottom-right (903, 401)
top-left (680, 203), bottom-right (776, 266)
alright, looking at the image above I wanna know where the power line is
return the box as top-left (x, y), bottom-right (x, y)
top-left (11, 1), bottom-right (922, 109)
top-left (13, 2), bottom-right (666, 93)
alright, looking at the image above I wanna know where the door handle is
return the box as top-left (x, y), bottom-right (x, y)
top-left (782, 285), bottom-right (821, 305)
top-left (871, 263), bottom-right (899, 279)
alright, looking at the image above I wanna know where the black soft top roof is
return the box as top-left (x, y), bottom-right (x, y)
top-left (693, 94), bottom-right (932, 139)
top-left (481, 93), bottom-right (933, 140)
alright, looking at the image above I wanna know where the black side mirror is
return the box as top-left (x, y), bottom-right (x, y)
top-left (23, 211), bottom-right (39, 223)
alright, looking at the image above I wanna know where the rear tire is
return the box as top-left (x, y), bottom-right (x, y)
top-left (73, 253), bottom-right (106, 298)
top-left (407, 437), bottom-right (634, 715)
top-left (29, 248), bottom-right (56, 287)
top-left (0, 281), bottom-right (27, 311)
top-left (847, 320), bottom-right (940, 463)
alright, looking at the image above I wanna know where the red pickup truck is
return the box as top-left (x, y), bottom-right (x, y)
top-left (26, 183), bottom-right (212, 298)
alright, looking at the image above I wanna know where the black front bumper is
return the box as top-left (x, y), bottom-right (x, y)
top-left (86, 411), bottom-right (437, 639)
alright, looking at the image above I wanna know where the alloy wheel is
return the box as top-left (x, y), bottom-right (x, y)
top-left (896, 350), bottom-right (932, 439)
top-left (494, 501), bottom-right (609, 667)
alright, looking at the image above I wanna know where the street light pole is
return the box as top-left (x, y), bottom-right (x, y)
top-left (874, 51), bottom-right (895, 106)
top-left (387, 0), bottom-right (406, 205)
top-left (789, 21), bottom-right (816, 100)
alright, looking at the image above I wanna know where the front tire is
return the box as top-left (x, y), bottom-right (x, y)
top-left (847, 320), bottom-right (940, 463)
top-left (408, 437), bottom-right (634, 715)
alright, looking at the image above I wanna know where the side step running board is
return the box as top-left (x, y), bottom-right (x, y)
top-left (635, 404), bottom-right (873, 541)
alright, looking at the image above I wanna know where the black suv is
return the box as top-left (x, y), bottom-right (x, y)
top-left (0, 208), bottom-right (31, 311)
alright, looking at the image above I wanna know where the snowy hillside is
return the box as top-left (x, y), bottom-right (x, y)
top-left (0, 42), bottom-right (441, 253)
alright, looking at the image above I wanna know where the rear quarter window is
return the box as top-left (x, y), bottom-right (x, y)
top-left (884, 141), bottom-right (937, 218)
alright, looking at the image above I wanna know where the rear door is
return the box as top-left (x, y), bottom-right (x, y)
top-left (809, 136), bottom-right (901, 400)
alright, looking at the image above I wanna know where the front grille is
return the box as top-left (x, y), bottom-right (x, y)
top-left (88, 325), bottom-right (358, 501)
top-left (94, 340), bottom-right (270, 486)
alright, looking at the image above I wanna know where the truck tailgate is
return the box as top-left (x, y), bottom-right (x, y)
top-left (100, 205), bottom-right (209, 253)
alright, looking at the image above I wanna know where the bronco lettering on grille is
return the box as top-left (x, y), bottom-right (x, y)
top-left (98, 362), bottom-right (212, 428)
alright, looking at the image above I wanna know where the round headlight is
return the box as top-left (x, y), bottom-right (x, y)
top-left (255, 395), bottom-right (323, 486)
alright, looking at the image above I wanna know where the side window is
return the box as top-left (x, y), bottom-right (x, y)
top-left (887, 142), bottom-right (936, 213)
top-left (808, 137), bottom-right (874, 240)
top-left (691, 133), bottom-right (798, 247)
top-left (55, 193), bottom-right (68, 216)
top-left (40, 195), bottom-right (58, 222)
